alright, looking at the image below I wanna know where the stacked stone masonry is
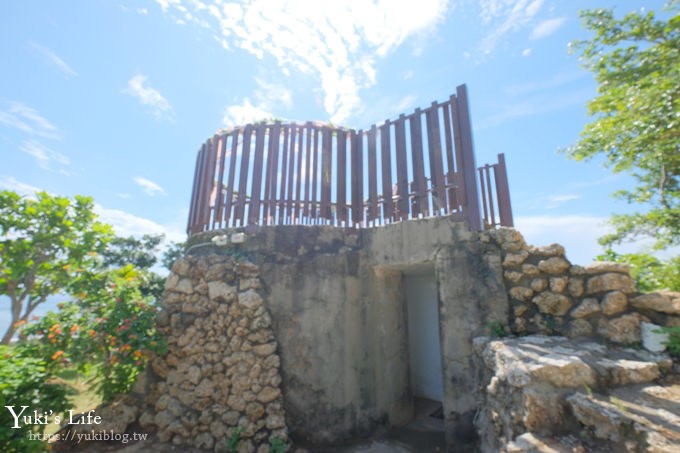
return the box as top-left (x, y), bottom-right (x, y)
top-left (140, 254), bottom-right (289, 453)
top-left (485, 227), bottom-right (680, 344)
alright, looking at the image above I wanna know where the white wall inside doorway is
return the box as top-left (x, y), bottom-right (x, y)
top-left (405, 272), bottom-right (444, 401)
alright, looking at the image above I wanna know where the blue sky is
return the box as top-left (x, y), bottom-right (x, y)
top-left (0, 0), bottom-right (673, 330)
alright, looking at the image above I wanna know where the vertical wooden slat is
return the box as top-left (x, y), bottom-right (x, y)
top-left (310, 127), bottom-right (320, 221)
top-left (410, 109), bottom-right (427, 217)
top-left (287, 125), bottom-right (298, 223)
top-left (367, 125), bottom-right (378, 221)
top-left (336, 129), bottom-right (347, 223)
top-left (394, 114), bottom-right (409, 220)
top-left (485, 165), bottom-right (495, 227)
top-left (494, 153), bottom-right (514, 227)
top-left (350, 129), bottom-right (363, 226)
top-left (379, 120), bottom-right (393, 221)
top-left (198, 140), bottom-right (212, 231)
top-left (294, 125), bottom-right (305, 222)
top-left (442, 101), bottom-right (457, 211)
top-left (456, 84), bottom-right (482, 231)
top-left (264, 122), bottom-right (281, 224)
top-left (187, 145), bottom-right (203, 234)
top-left (248, 124), bottom-right (266, 224)
top-left (213, 134), bottom-right (228, 229)
top-left (426, 102), bottom-right (445, 213)
top-left (451, 94), bottom-right (466, 209)
top-left (478, 167), bottom-right (489, 226)
top-left (279, 125), bottom-right (290, 223)
top-left (235, 125), bottom-right (253, 226)
top-left (302, 123), bottom-right (312, 219)
top-left (320, 127), bottom-right (332, 220)
top-left (223, 129), bottom-right (239, 227)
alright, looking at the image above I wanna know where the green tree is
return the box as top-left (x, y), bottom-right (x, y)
top-left (566, 2), bottom-right (680, 251)
top-left (19, 266), bottom-right (167, 402)
top-left (0, 191), bottom-right (112, 344)
top-left (597, 249), bottom-right (680, 292)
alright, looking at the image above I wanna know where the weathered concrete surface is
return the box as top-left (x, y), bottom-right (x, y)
top-left (568, 384), bottom-right (680, 452)
top-left (473, 335), bottom-right (673, 452)
top-left (190, 216), bottom-right (509, 449)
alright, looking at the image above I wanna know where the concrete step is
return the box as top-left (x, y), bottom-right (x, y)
top-left (567, 384), bottom-right (680, 452)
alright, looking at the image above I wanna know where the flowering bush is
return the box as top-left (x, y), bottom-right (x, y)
top-left (0, 345), bottom-right (70, 452)
top-left (20, 265), bottom-right (167, 402)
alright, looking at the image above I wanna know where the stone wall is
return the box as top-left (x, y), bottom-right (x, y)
top-left (140, 254), bottom-right (288, 452)
top-left (178, 217), bottom-right (508, 448)
top-left (486, 227), bottom-right (680, 345)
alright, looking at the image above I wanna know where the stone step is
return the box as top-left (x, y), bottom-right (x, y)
top-left (567, 384), bottom-right (680, 452)
top-left (504, 432), bottom-right (592, 452)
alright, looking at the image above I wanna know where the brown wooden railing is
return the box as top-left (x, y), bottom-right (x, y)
top-left (187, 84), bottom-right (513, 235)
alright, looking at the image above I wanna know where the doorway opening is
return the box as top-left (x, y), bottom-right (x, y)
top-left (404, 270), bottom-right (445, 423)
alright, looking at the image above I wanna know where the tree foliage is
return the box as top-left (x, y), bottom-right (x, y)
top-left (598, 249), bottom-right (680, 292)
top-left (0, 191), bottom-right (112, 344)
top-left (19, 266), bottom-right (167, 402)
top-left (566, 2), bottom-right (680, 250)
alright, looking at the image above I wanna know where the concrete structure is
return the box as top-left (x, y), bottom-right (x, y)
top-left (185, 215), bottom-right (509, 448)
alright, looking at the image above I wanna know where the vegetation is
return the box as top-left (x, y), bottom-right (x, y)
top-left (0, 191), bottom-right (112, 344)
top-left (0, 345), bottom-right (70, 452)
top-left (597, 249), bottom-right (679, 292)
top-left (19, 266), bottom-right (167, 402)
top-left (566, 2), bottom-right (680, 253)
top-left (0, 190), bottom-right (179, 451)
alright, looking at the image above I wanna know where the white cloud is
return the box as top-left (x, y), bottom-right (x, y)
top-left (0, 176), bottom-right (43, 197)
top-left (476, 87), bottom-right (592, 129)
top-left (223, 98), bottom-right (273, 127)
top-left (395, 95), bottom-right (417, 113)
top-left (133, 176), bottom-right (167, 196)
top-left (123, 74), bottom-right (174, 120)
top-left (521, 48), bottom-right (532, 57)
top-left (93, 204), bottom-right (185, 244)
top-left (530, 17), bottom-right (566, 40)
top-left (545, 193), bottom-right (580, 209)
top-left (28, 41), bottom-right (78, 77)
top-left (155, 0), bottom-right (449, 124)
top-left (515, 215), bottom-right (609, 264)
top-left (137, 7), bottom-right (149, 15)
top-left (0, 102), bottom-right (60, 139)
top-left (20, 140), bottom-right (70, 170)
top-left (477, 0), bottom-right (544, 57)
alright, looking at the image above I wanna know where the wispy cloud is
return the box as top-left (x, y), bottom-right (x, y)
top-left (530, 17), bottom-right (566, 40)
top-left (0, 102), bottom-right (60, 139)
top-left (20, 140), bottom-right (70, 171)
top-left (223, 98), bottom-right (273, 127)
top-left (154, 0), bottom-right (449, 124)
top-left (515, 214), bottom-right (608, 264)
top-left (0, 176), bottom-right (43, 197)
top-left (93, 203), bottom-right (185, 243)
top-left (28, 41), bottom-right (78, 77)
top-left (133, 176), bottom-right (167, 196)
top-left (546, 193), bottom-right (580, 209)
top-left (477, 86), bottom-right (592, 129)
top-left (222, 78), bottom-right (292, 126)
top-left (476, 0), bottom-right (544, 58)
top-left (123, 74), bottom-right (174, 120)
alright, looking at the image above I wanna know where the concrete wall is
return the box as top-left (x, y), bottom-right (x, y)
top-left (187, 216), bottom-right (509, 448)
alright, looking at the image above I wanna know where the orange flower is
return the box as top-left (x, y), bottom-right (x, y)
top-left (70, 325), bottom-right (78, 333)
top-left (52, 350), bottom-right (64, 360)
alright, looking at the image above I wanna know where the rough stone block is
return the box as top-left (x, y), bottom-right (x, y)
top-left (510, 286), bottom-right (534, 302)
top-left (532, 292), bottom-right (571, 316)
top-left (586, 273), bottom-right (635, 295)
top-left (631, 292), bottom-right (680, 315)
top-left (601, 291), bottom-right (628, 316)
top-left (537, 257), bottom-right (570, 275)
top-left (571, 298), bottom-right (601, 319)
